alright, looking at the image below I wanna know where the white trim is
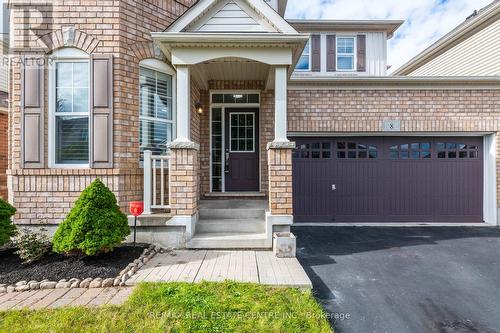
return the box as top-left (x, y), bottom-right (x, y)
top-left (336, 35), bottom-right (356, 72)
top-left (48, 49), bottom-right (91, 169)
top-left (228, 112), bottom-right (256, 153)
top-left (274, 66), bottom-right (288, 142)
top-left (483, 134), bottom-right (497, 225)
top-left (293, 223), bottom-right (493, 227)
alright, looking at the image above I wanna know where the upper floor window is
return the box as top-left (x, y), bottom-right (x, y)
top-left (49, 48), bottom-right (90, 167)
top-left (337, 37), bottom-right (355, 71)
top-left (139, 60), bottom-right (174, 159)
top-left (296, 39), bottom-right (310, 71)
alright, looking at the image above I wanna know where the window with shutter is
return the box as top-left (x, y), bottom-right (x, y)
top-left (296, 38), bottom-right (311, 71)
top-left (49, 48), bottom-right (90, 167)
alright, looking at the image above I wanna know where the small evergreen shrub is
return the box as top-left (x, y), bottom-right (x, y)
top-left (0, 198), bottom-right (16, 246)
top-left (12, 228), bottom-right (51, 264)
top-left (52, 179), bottom-right (130, 256)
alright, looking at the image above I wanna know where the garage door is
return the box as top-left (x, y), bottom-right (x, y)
top-left (292, 137), bottom-right (483, 223)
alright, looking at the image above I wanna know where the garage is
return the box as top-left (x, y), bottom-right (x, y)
top-left (292, 137), bottom-right (484, 223)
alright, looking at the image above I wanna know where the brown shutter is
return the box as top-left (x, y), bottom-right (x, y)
top-left (21, 56), bottom-right (44, 168)
top-left (326, 35), bottom-right (336, 72)
top-left (357, 35), bottom-right (366, 72)
top-left (90, 55), bottom-right (113, 168)
top-left (311, 35), bottom-right (321, 72)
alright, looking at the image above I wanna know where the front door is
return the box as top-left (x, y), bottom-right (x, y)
top-left (224, 108), bottom-right (259, 192)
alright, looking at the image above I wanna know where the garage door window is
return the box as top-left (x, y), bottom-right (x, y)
top-left (293, 142), bottom-right (331, 159)
top-left (390, 142), bottom-right (431, 159)
top-left (337, 142), bottom-right (377, 159)
top-left (437, 142), bottom-right (479, 159)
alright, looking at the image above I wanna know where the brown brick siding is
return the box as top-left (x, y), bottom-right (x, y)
top-left (268, 148), bottom-right (293, 215)
top-left (0, 112), bottom-right (7, 200)
top-left (169, 148), bottom-right (199, 216)
top-left (9, 0), bottom-right (196, 224)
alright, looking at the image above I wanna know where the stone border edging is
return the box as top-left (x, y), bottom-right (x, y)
top-left (0, 244), bottom-right (164, 294)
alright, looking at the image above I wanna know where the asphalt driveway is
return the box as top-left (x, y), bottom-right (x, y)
top-left (292, 226), bottom-right (500, 333)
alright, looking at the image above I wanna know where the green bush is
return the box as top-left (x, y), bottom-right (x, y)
top-left (0, 198), bottom-right (16, 246)
top-left (52, 179), bottom-right (130, 256)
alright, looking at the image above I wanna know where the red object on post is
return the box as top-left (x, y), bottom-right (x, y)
top-left (129, 201), bottom-right (144, 217)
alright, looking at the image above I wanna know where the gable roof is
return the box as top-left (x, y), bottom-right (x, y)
top-left (166, 0), bottom-right (298, 34)
top-left (393, 0), bottom-right (500, 75)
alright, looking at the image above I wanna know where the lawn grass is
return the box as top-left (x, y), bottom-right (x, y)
top-left (0, 281), bottom-right (332, 333)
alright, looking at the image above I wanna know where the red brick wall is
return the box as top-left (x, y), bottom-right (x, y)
top-left (0, 112), bottom-right (7, 200)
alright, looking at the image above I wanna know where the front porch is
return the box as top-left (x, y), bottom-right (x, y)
top-left (131, 32), bottom-right (307, 250)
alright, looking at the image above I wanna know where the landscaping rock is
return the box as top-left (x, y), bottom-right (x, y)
top-left (113, 278), bottom-right (120, 287)
top-left (58, 279), bottom-right (67, 283)
top-left (15, 280), bottom-right (27, 287)
top-left (40, 281), bottom-right (57, 289)
top-left (29, 282), bottom-right (40, 290)
top-left (119, 268), bottom-right (129, 276)
top-left (0, 284), bottom-right (6, 288)
top-left (7, 286), bottom-right (15, 293)
top-left (70, 279), bottom-right (81, 288)
top-left (102, 278), bottom-right (114, 287)
top-left (56, 281), bottom-right (72, 288)
top-left (89, 278), bottom-right (102, 288)
top-left (137, 262), bottom-right (144, 269)
top-left (154, 246), bottom-right (161, 252)
top-left (121, 275), bottom-right (127, 283)
top-left (15, 285), bottom-right (30, 292)
top-left (0, 287), bottom-right (6, 294)
top-left (79, 278), bottom-right (93, 288)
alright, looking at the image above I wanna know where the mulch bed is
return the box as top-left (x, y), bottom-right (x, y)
top-left (0, 244), bottom-right (147, 285)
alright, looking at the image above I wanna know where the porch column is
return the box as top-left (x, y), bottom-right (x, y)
top-left (168, 65), bottom-right (199, 238)
top-left (266, 66), bottom-right (295, 229)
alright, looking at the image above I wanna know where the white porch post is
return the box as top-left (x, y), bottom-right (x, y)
top-left (143, 150), bottom-right (152, 215)
top-left (174, 65), bottom-right (191, 143)
top-left (274, 66), bottom-right (289, 142)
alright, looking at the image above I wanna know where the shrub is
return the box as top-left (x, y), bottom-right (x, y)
top-left (0, 198), bottom-right (16, 246)
top-left (52, 179), bottom-right (130, 256)
top-left (12, 228), bottom-right (51, 264)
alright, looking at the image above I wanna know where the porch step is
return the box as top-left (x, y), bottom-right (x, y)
top-left (199, 200), bottom-right (267, 220)
top-left (187, 232), bottom-right (270, 249)
top-left (196, 219), bottom-right (266, 234)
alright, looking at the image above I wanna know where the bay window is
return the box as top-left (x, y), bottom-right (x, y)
top-left (139, 63), bottom-right (174, 159)
top-left (50, 48), bottom-right (90, 167)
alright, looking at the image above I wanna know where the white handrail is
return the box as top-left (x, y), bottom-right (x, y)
top-left (143, 150), bottom-right (171, 214)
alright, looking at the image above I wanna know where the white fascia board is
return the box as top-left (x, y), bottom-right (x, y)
top-left (167, 0), bottom-right (217, 33)
top-left (172, 47), bottom-right (293, 65)
top-left (246, 0), bottom-right (297, 33)
top-left (152, 32), bottom-right (309, 44)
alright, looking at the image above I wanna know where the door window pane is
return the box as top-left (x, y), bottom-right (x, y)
top-left (230, 113), bottom-right (254, 152)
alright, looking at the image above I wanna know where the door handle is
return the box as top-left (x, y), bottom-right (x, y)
top-left (332, 184), bottom-right (337, 191)
top-left (225, 150), bottom-right (230, 174)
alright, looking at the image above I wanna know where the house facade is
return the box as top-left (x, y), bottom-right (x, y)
top-left (6, 0), bottom-right (500, 248)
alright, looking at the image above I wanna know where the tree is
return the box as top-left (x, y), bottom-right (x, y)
top-left (0, 198), bottom-right (16, 246)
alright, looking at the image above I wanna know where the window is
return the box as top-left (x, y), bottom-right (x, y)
top-left (293, 142), bottom-right (332, 159)
top-left (139, 65), bottom-right (174, 159)
top-left (337, 142), bottom-right (377, 159)
top-left (211, 93), bottom-right (259, 104)
top-left (437, 142), bottom-right (479, 159)
top-left (296, 39), bottom-right (310, 71)
top-left (337, 37), bottom-right (355, 71)
top-left (229, 112), bottom-right (254, 153)
top-left (390, 142), bottom-right (431, 160)
top-left (50, 49), bottom-right (90, 166)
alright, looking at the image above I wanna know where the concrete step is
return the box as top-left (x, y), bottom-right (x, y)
top-left (187, 232), bottom-right (270, 249)
top-left (199, 208), bottom-right (265, 220)
top-left (196, 219), bottom-right (266, 234)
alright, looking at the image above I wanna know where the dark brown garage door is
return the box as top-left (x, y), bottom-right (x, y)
top-left (292, 137), bottom-right (483, 223)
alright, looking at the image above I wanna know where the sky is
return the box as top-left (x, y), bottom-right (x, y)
top-left (285, 0), bottom-right (493, 73)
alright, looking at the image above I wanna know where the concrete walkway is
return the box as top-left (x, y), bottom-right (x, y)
top-left (127, 250), bottom-right (312, 288)
top-left (0, 287), bottom-right (133, 311)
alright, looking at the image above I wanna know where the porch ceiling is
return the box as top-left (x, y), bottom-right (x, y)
top-left (194, 58), bottom-right (271, 83)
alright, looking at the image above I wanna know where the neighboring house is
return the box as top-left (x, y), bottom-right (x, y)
top-left (0, 36), bottom-right (8, 200)
top-left (7, 0), bottom-right (500, 249)
top-left (394, 0), bottom-right (500, 76)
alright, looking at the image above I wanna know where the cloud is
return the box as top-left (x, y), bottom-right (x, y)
top-left (285, 0), bottom-right (493, 73)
